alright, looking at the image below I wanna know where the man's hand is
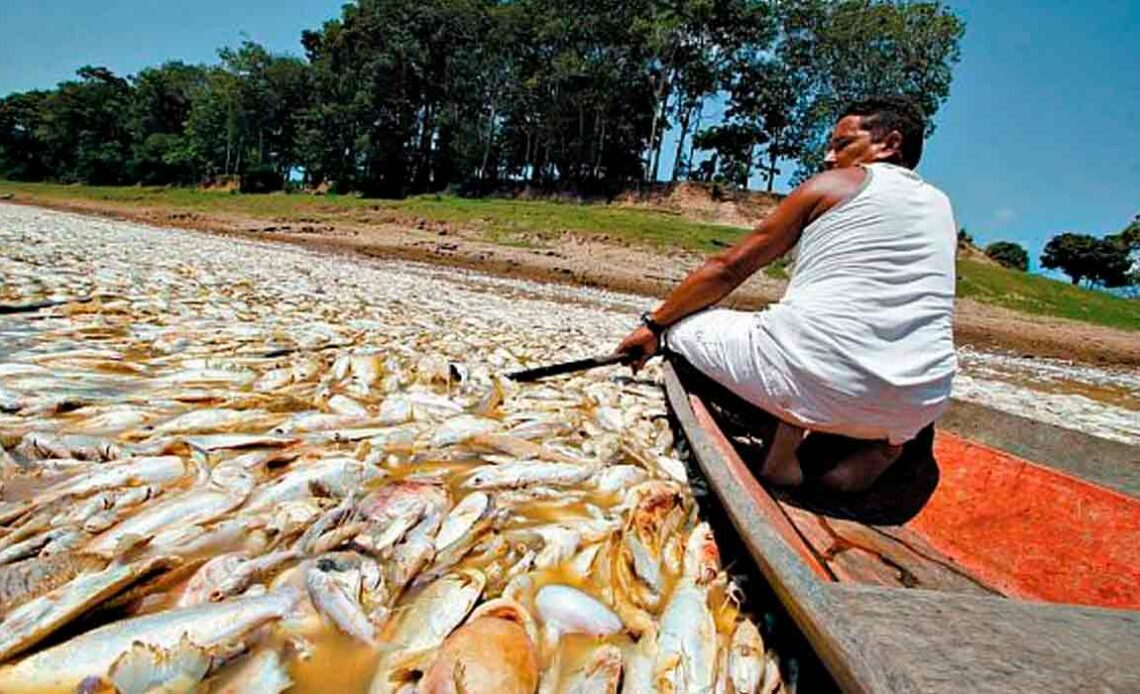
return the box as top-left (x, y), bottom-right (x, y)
top-left (617, 325), bottom-right (660, 374)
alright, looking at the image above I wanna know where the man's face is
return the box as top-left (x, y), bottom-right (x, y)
top-left (823, 115), bottom-right (900, 170)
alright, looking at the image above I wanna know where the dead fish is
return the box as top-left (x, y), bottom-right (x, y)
top-left (372, 569), bottom-right (485, 687)
top-left (535, 585), bottom-right (622, 639)
top-left (64, 406), bottom-right (155, 435)
top-left (654, 584), bottom-right (717, 693)
top-left (429, 415), bottom-right (499, 447)
top-left (145, 408), bottom-right (264, 436)
top-left (730, 619), bottom-right (765, 694)
top-left (435, 492), bottom-right (491, 551)
top-left (107, 636), bottom-right (213, 694)
top-left (417, 599), bottom-right (539, 694)
top-left (306, 564), bottom-right (377, 645)
top-left (0, 556), bottom-right (176, 663)
top-left (211, 648), bottom-right (292, 694)
top-left (593, 465), bottom-right (648, 494)
top-left (327, 394), bottom-right (370, 417)
top-left (245, 457), bottom-right (383, 510)
top-left (0, 552), bottom-right (107, 615)
top-left (621, 626), bottom-right (657, 694)
top-left (182, 433), bottom-right (298, 451)
top-left (559, 643), bottom-right (623, 694)
top-left (464, 462), bottom-right (595, 490)
top-left (14, 432), bottom-right (122, 462)
top-left (177, 552), bottom-right (250, 607)
top-left (34, 456), bottom-right (185, 505)
top-left (683, 522), bottom-right (721, 586)
top-left (87, 482), bottom-right (252, 558)
top-left (274, 412), bottom-right (372, 434)
top-left (0, 588), bottom-right (300, 693)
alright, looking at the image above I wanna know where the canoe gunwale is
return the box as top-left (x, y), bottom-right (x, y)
top-left (661, 361), bottom-right (1140, 693)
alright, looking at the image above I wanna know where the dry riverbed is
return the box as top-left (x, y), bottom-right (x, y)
top-left (0, 204), bottom-right (1135, 692)
top-left (0, 204), bottom-right (780, 691)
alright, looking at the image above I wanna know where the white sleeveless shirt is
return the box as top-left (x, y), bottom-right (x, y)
top-left (752, 162), bottom-right (957, 442)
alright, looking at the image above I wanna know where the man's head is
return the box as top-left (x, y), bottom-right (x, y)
top-left (824, 96), bottom-right (926, 171)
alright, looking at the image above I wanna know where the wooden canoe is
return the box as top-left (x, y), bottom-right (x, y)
top-left (662, 362), bottom-right (1140, 693)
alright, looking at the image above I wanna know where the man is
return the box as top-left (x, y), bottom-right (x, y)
top-left (616, 96), bottom-right (957, 493)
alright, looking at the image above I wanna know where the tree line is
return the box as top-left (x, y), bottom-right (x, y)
top-left (979, 215), bottom-right (1139, 290)
top-left (0, 0), bottom-right (964, 198)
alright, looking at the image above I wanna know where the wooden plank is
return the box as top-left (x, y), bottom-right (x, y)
top-left (779, 503), bottom-right (996, 594)
top-left (826, 517), bottom-right (1000, 596)
top-left (665, 362), bottom-right (1140, 693)
top-left (687, 393), bottom-right (830, 580)
top-left (940, 399), bottom-right (1140, 498)
top-left (662, 363), bottom-right (875, 694)
top-left (822, 583), bottom-right (1140, 693)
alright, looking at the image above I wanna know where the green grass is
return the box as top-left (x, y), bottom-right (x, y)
top-left (3, 180), bottom-right (1137, 331)
top-left (956, 257), bottom-right (1140, 330)
top-left (0, 180), bottom-right (745, 252)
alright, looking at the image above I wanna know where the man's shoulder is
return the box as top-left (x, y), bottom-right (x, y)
top-left (799, 168), bottom-right (867, 200)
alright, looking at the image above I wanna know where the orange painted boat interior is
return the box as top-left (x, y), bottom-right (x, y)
top-left (689, 390), bottom-right (1140, 611)
top-left (911, 432), bottom-right (1140, 609)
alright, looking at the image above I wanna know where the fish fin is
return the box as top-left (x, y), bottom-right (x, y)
top-left (387, 646), bottom-right (437, 678)
top-left (111, 533), bottom-right (154, 562)
top-left (108, 635), bottom-right (213, 694)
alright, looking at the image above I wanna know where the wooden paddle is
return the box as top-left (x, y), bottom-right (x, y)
top-left (506, 352), bottom-right (634, 382)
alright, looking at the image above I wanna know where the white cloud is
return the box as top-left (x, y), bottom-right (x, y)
top-left (991, 207), bottom-right (1017, 224)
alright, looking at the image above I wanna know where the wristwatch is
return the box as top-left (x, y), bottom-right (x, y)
top-left (640, 311), bottom-right (666, 337)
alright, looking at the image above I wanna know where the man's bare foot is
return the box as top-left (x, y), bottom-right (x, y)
top-left (759, 421), bottom-right (805, 487)
top-left (818, 441), bottom-right (904, 493)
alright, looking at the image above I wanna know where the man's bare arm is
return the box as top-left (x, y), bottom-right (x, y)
top-left (647, 169), bottom-right (861, 326)
top-left (615, 168), bottom-right (864, 369)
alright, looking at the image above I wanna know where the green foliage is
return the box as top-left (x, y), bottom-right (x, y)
top-left (775, 0), bottom-right (964, 181)
top-left (0, 0), bottom-right (965, 196)
top-left (1041, 231), bottom-right (1133, 288)
top-left (984, 241), bottom-right (1028, 271)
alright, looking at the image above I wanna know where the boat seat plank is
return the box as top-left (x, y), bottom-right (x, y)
top-left (778, 501), bottom-right (1001, 595)
top-left (821, 583), bottom-right (1140, 693)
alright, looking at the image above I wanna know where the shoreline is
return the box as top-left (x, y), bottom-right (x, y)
top-left (3, 194), bottom-right (1138, 368)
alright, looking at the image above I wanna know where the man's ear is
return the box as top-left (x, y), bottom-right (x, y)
top-left (879, 130), bottom-right (904, 163)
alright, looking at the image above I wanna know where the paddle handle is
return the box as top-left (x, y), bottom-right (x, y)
top-left (506, 352), bottom-right (632, 382)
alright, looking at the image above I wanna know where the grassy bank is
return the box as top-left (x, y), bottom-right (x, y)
top-left (3, 180), bottom-right (1137, 331)
top-left (0, 180), bottom-right (743, 252)
top-left (955, 257), bottom-right (1139, 330)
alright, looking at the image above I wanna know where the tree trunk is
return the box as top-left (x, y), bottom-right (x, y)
top-left (415, 102), bottom-right (435, 192)
top-left (766, 133), bottom-right (779, 192)
top-left (650, 98), bottom-right (667, 183)
top-left (671, 101), bottom-right (694, 183)
top-left (479, 98), bottom-right (498, 190)
top-left (686, 101), bottom-right (704, 180)
top-left (593, 113), bottom-right (606, 180)
top-left (646, 72), bottom-right (672, 184)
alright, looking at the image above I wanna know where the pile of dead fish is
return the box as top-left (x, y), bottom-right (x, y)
top-left (0, 205), bottom-right (787, 692)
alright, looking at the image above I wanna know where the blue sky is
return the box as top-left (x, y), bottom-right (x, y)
top-left (1, 1), bottom-right (1137, 270)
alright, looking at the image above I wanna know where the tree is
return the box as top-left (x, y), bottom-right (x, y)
top-left (129, 62), bottom-right (209, 184)
top-left (35, 66), bottom-right (134, 184)
top-left (774, 0), bottom-right (965, 181)
top-left (984, 241), bottom-right (1028, 271)
top-left (1040, 232), bottom-right (1132, 287)
top-left (0, 90), bottom-right (52, 180)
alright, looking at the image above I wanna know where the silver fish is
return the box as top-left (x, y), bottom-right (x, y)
top-left (0, 588), bottom-right (300, 693)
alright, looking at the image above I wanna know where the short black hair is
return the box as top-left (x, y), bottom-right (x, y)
top-left (840, 96), bottom-right (926, 169)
